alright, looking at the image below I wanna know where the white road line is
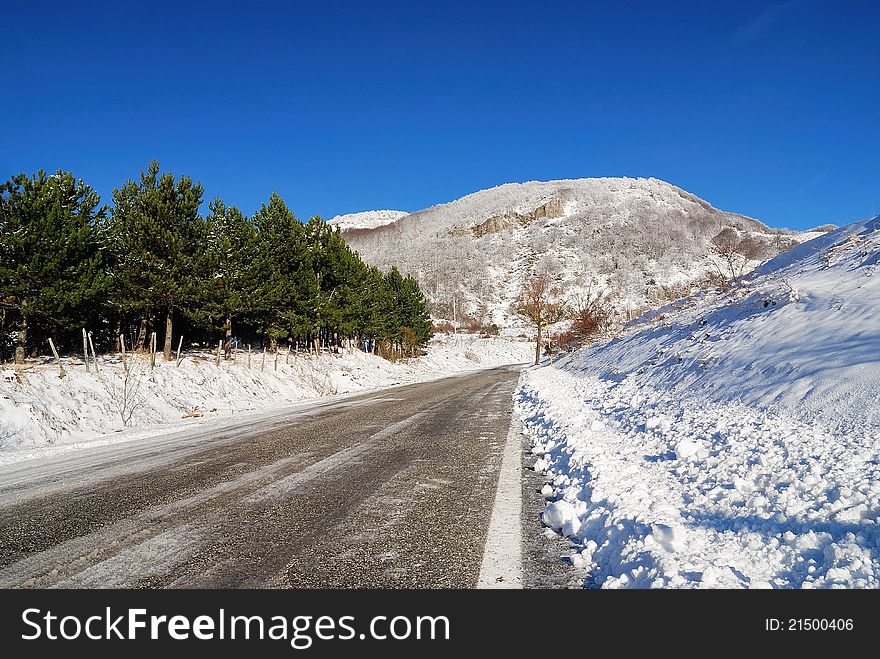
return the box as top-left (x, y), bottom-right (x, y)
top-left (477, 412), bottom-right (523, 589)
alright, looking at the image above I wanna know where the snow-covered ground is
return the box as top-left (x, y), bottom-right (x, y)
top-left (341, 177), bottom-right (806, 332)
top-left (517, 217), bottom-right (880, 588)
top-left (0, 334), bottom-right (531, 464)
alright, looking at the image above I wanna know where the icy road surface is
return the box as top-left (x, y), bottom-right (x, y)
top-left (0, 367), bottom-right (525, 588)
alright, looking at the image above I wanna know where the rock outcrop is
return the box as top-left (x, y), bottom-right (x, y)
top-left (471, 198), bottom-right (565, 237)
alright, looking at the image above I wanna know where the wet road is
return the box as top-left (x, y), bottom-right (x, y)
top-left (0, 366), bottom-right (523, 588)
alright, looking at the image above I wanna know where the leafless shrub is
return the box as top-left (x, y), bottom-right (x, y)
top-left (432, 321), bottom-right (455, 334)
top-left (649, 281), bottom-right (694, 305)
top-left (105, 354), bottom-right (147, 426)
top-left (772, 234), bottom-right (798, 253)
top-left (710, 227), bottom-right (765, 284)
top-left (555, 330), bottom-right (577, 353)
top-left (568, 281), bottom-right (615, 345)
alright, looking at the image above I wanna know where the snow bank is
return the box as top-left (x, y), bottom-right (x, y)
top-left (0, 334), bottom-right (531, 461)
top-left (517, 217), bottom-right (880, 588)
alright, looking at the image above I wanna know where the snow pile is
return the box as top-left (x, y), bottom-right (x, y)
top-left (517, 217), bottom-right (880, 588)
top-left (0, 334), bottom-right (530, 460)
top-left (327, 210), bottom-right (408, 231)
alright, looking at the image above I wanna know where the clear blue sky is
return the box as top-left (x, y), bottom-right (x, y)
top-left (2, 1), bottom-right (877, 230)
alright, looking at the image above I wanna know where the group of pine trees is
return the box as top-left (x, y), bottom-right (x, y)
top-left (0, 162), bottom-right (432, 365)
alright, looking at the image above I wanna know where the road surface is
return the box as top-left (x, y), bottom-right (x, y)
top-left (0, 366), bottom-right (531, 588)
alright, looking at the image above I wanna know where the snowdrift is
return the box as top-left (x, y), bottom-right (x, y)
top-left (518, 217), bottom-right (880, 588)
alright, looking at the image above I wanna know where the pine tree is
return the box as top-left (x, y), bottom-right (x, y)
top-left (192, 198), bottom-right (258, 358)
top-left (305, 216), bottom-right (363, 351)
top-left (106, 161), bottom-right (204, 359)
top-left (0, 170), bottom-right (106, 363)
top-left (251, 193), bottom-right (317, 349)
top-left (1, 165), bottom-right (436, 365)
top-left (400, 273), bottom-right (433, 351)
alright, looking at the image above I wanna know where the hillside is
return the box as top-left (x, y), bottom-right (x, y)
top-left (328, 210), bottom-right (409, 231)
top-left (336, 177), bottom-right (802, 330)
top-left (516, 217), bottom-right (880, 588)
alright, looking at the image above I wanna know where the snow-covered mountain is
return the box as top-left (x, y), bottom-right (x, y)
top-left (337, 177), bottom-right (805, 329)
top-left (517, 217), bottom-right (880, 588)
top-left (328, 210), bottom-right (408, 231)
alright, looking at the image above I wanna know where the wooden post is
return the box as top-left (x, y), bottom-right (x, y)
top-left (215, 340), bottom-right (222, 366)
top-left (274, 350), bottom-right (279, 371)
top-left (260, 347), bottom-right (266, 372)
top-left (82, 328), bottom-right (90, 373)
top-left (119, 334), bottom-right (128, 373)
top-left (48, 338), bottom-right (66, 378)
top-left (87, 332), bottom-right (100, 373)
top-left (247, 344), bottom-right (252, 369)
top-left (150, 332), bottom-right (157, 369)
top-left (286, 346), bottom-right (290, 365)
top-left (176, 335), bottom-right (184, 367)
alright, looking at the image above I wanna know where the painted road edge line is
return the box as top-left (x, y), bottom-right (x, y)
top-left (477, 410), bottom-right (523, 588)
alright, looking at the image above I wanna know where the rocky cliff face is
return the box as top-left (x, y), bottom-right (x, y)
top-left (472, 197), bottom-right (566, 237)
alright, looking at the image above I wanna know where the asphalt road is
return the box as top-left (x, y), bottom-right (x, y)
top-left (0, 366), bottom-right (525, 588)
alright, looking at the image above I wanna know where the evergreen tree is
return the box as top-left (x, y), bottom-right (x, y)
top-left (305, 216), bottom-right (364, 350)
top-left (400, 273), bottom-right (433, 351)
top-left (358, 265), bottom-right (388, 353)
top-left (106, 161), bottom-right (204, 359)
top-left (0, 170), bottom-right (106, 363)
top-left (1, 167), bottom-right (434, 365)
top-left (382, 266), bottom-right (407, 349)
top-left (193, 198), bottom-right (258, 358)
top-left (251, 193), bottom-right (317, 348)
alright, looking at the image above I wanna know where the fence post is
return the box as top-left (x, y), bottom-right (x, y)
top-left (82, 328), bottom-right (90, 372)
top-left (87, 331), bottom-right (100, 373)
top-left (48, 338), bottom-right (66, 378)
top-left (176, 335), bottom-right (184, 367)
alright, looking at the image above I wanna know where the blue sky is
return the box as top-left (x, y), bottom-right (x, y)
top-left (2, 0), bottom-right (877, 230)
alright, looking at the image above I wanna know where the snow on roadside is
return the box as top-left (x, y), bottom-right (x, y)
top-left (517, 217), bottom-right (880, 589)
top-left (0, 334), bottom-right (530, 462)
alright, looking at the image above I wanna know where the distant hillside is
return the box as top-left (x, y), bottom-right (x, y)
top-left (328, 210), bottom-right (409, 231)
top-left (336, 177), bottom-right (804, 330)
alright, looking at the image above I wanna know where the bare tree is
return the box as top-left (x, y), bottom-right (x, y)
top-left (711, 228), bottom-right (764, 283)
top-left (106, 355), bottom-right (146, 427)
top-left (514, 276), bottom-right (566, 365)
